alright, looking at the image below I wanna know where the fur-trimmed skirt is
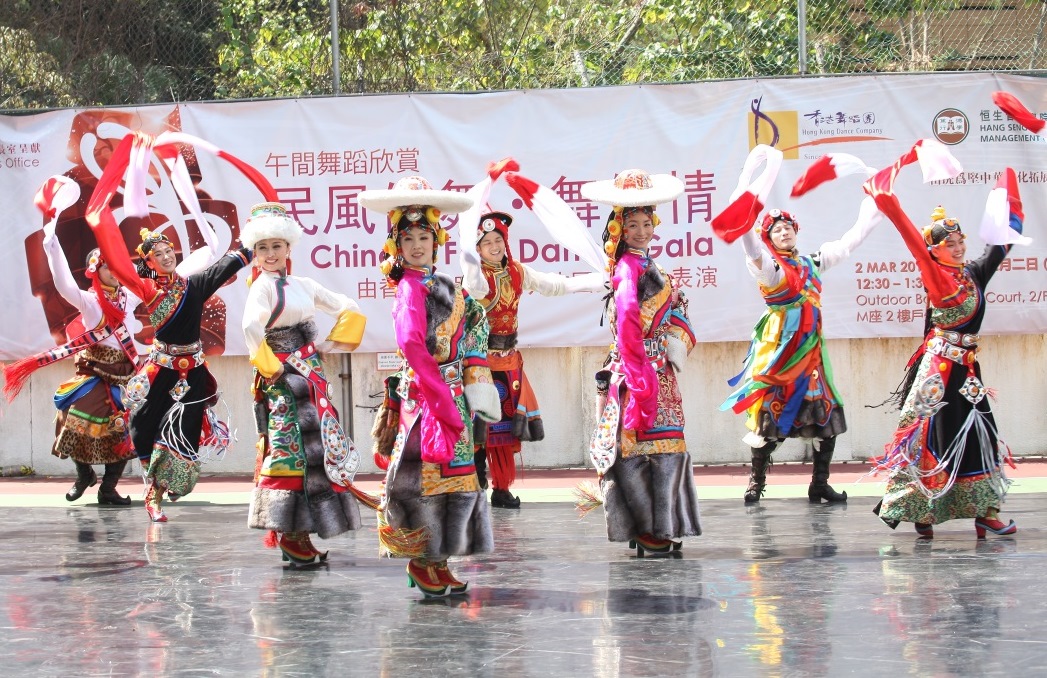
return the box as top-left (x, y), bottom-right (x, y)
top-left (601, 452), bottom-right (702, 542)
top-left (383, 424), bottom-right (494, 560)
top-left (248, 324), bottom-right (361, 539)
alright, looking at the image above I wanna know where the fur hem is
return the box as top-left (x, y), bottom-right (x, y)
top-left (600, 452), bottom-right (702, 542)
top-left (665, 335), bottom-right (687, 373)
top-left (465, 382), bottom-right (501, 423)
top-left (248, 486), bottom-right (361, 538)
top-left (383, 488), bottom-right (494, 559)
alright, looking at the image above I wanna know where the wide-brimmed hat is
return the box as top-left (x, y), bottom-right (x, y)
top-left (240, 202), bottom-right (303, 249)
top-left (359, 175), bottom-right (474, 214)
top-left (581, 169), bottom-right (683, 207)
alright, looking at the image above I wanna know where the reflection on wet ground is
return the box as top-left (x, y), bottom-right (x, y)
top-left (1, 496), bottom-right (1044, 675)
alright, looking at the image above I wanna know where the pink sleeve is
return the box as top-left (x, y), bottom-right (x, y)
top-left (393, 277), bottom-right (464, 464)
top-left (613, 255), bottom-right (659, 431)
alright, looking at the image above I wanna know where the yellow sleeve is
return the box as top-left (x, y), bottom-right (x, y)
top-left (325, 309), bottom-right (367, 351)
top-left (250, 339), bottom-right (283, 378)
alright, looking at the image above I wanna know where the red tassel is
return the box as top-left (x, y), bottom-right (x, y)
top-left (486, 444), bottom-right (518, 490)
top-left (373, 451), bottom-right (389, 471)
top-left (2, 357), bottom-right (38, 402)
top-left (263, 530), bottom-right (279, 548)
top-left (91, 276), bottom-right (126, 329)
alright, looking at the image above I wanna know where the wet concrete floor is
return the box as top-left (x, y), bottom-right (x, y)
top-left (0, 494), bottom-right (1043, 676)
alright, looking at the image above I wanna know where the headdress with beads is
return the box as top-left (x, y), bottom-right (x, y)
top-left (358, 176), bottom-right (474, 285)
top-left (581, 169), bottom-right (682, 270)
top-left (84, 248), bottom-right (105, 280)
top-left (240, 202), bottom-right (303, 249)
top-left (135, 228), bottom-right (174, 259)
top-left (923, 205), bottom-right (963, 248)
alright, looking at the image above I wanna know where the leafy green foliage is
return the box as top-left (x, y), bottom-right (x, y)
top-left (0, 0), bottom-right (1043, 109)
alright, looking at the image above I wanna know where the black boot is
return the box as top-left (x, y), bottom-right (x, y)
top-left (98, 461), bottom-right (132, 506)
top-left (808, 437), bottom-right (847, 503)
top-left (65, 462), bottom-right (97, 502)
top-left (744, 441), bottom-right (776, 504)
top-left (490, 488), bottom-right (521, 509)
top-left (474, 448), bottom-right (488, 490)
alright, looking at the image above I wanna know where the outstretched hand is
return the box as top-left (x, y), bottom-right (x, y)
top-left (487, 157), bottom-right (520, 182)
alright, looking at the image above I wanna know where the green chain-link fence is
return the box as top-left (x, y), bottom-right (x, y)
top-left (3, 1), bottom-right (1046, 111)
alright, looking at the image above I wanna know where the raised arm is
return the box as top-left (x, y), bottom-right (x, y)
top-left (863, 140), bottom-right (965, 307)
top-left (42, 230), bottom-right (100, 324)
top-left (815, 196), bottom-right (883, 273)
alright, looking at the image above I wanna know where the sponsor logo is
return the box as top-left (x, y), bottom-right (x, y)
top-left (748, 97), bottom-right (799, 159)
top-left (747, 96), bottom-right (890, 158)
top-left (933, 108), bottom-right (969, 145)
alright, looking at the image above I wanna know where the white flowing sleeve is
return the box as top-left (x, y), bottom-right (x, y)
top-left (43, 234), bottom-right (102, 327)
top-left (460, 250), bottom-right (490, 299)
top-left (307, 278), bottom-right (360, 316)
top-left (241, 279), bottom-right (274, 357)
top-left (520, 265), bottom-right (608, 297)
top-left (520, 264), bottom-right (567, 296)
top-left (816, 196), bottom-right (883, 274)
top-left (740, 229), bottom-right (781, 288)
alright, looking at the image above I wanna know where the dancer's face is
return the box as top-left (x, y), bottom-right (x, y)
top-left (933, 232), bottom-right (966, 265)
top-left (622, 212), bottom-right (655, 250)
top-left (769, 220), bottom-right (797, 251)
top-left (147, 242), bottom-right (177, 275)
top-left (254, 238), bottom-right (290, 273)
top-left (97, 262), bottom-right (119, 287)
top-left (478, 231), bottom-right (506, 264)
top-left (399, 227), bottom-right (436, 267)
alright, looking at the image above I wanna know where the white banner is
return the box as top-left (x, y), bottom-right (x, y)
top-left (2, 72), bottom-right (1046, 359)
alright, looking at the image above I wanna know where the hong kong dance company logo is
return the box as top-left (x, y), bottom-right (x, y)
top-left (748, 97), bottom-right (800, 159)
top-left (932, 107), bottom-right (969, 145)
top-left (748, 96), bottom-right (891, 158)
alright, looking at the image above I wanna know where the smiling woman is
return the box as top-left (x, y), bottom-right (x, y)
top-left (360, 176), bottom-right (499, 598)
top-left (581, 168), bottom-right (701, 557)
top-left (240, 202), bottom-right (368, 567)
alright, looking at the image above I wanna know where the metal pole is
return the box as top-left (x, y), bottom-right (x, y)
top-left (797, 0), bottom-right (808, 75)
top-left (331, 0), bottom-right (342, 94)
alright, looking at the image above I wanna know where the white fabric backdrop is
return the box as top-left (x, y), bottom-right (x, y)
top-left (1, 72), bottom-right (1046, 358)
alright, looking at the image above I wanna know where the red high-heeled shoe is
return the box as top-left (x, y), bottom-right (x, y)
top-left (629, 534), bottom-right (682, 557)
top-left (406, 558), bottom-right (450, 598)
top-left (975, 517), bottom-right (1017, 538)
top-left (915, 522), bottom-right (934, 539)
top-left (144, 483), bottom-right (167, 523)
top-left (278, 533), bottom-right (326, 566)
top-left (432, 560), bottom-right (468, 595)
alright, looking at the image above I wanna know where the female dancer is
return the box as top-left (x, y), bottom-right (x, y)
top-left (866, 145), bottom-right (1023, 539)
top-left (4, 177), bottom-right (141, 505)
top-left (86, 131), bottom-right (275, 522)
top-left (241, 202), bottom-right (367, 565)
top-left (583, 169), bottom-right (701, 556)
top-left (361, 176), bottom-right (499, 596)
top-left (457, 161), bottom-right (606, 508)
top-left (715, 148), bottom-right (883, 504)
